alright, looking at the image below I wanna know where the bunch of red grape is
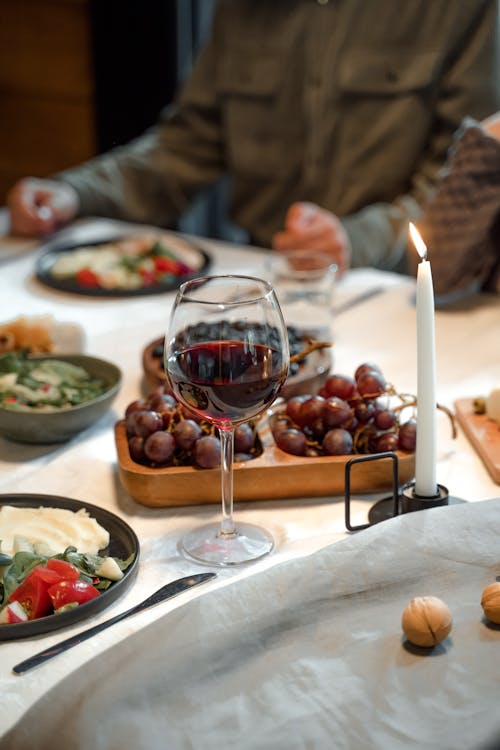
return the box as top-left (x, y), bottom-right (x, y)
top-left (124, 387), bottom-right (260, 469)
top-left (270, 362), bottom-right (417, 457)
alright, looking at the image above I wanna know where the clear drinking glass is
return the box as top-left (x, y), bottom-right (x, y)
top-left (164, 275), bottom-right (290, 566)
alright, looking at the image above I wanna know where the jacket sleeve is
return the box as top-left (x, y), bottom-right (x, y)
top-left (341, 0), bottom-right (500, 273)
top-left (417, 120), bottom-right (500, 301)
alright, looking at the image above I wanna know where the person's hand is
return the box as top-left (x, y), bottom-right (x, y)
top-left (272, 202), bottom-right (351, 277)
top-left (482, 111), bottom-right (500, 142)
top-left (7, 178), bottom-right (79, 237)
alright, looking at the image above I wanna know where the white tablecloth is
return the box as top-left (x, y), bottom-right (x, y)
top-left (3, 498), bottom-right (500, 750)
top-left (1, 216), bottom-right (500, 746)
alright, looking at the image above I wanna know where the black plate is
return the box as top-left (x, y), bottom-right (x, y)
top-left (0, 494), bottom-right (139, 640)
top-left (35, 234), bottom-right (212, 297)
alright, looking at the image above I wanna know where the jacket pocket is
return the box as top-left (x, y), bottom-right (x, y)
top-left (216, 50), bottom-right (293, 177)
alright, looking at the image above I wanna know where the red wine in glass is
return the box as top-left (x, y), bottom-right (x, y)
top-left (168, 340), bottom-right (285, 428)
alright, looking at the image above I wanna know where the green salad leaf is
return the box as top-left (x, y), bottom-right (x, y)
top-left (0, 351), bottom-right (110, 411)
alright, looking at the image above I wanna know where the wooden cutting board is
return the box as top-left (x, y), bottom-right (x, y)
top-left (454, 398), bottom-right (500, 484)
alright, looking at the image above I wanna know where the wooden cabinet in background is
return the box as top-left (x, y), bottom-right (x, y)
top-left (0, 0), bottom-right (97, 203)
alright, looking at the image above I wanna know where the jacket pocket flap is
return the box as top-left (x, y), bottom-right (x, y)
top-left (339, 50), bottom-right (439, 94)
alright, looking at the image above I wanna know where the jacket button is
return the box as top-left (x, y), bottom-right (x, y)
top-left (385, 70), bottom-right (399, 83)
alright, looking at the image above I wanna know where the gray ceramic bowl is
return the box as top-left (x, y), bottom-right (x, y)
top-left (0, 354), bottom-right (122, 444)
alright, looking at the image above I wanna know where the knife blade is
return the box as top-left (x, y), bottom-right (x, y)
top-left (13, 572), bottom-right (216, 674)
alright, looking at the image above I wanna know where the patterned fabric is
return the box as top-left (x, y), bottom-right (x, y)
top-left (418, 119), bottom-right (500, 301)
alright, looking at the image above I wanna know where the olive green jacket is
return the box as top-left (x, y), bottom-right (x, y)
top-left (59, 0), bottom-right (500, 272)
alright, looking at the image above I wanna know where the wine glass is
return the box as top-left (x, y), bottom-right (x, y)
top-left (164, 275), bottom-right (290, 566)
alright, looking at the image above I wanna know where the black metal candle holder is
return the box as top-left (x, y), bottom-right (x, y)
top-left (344, 452), bottom-right (400, 532)
top-left (344, 452), bottom-right (463, 532)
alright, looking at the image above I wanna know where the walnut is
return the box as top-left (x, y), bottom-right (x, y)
top-left (481, 582), bottom-right (500, 625)
top-left (401, 596), bottom-right (452, 648)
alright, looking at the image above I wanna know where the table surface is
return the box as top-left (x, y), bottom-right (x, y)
top-left (1, 216), bottom-right (499, 742)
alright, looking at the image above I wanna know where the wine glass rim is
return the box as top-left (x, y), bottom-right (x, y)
top-left (178, 274), bottom-right (274, 304)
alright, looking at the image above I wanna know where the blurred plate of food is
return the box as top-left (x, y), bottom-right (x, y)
top-left (35, 230), bottom-right (211, 297)
top-left (0, 315), bottom-right (85, 355)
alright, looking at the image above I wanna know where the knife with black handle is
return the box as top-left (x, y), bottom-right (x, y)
top-left (13, 572), bottom-right (216, 674)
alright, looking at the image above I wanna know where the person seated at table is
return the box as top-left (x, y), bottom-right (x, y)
top-left (6, 0), bottom-right (499, 280)
top-left (415, 112), bottom-right (500, 303)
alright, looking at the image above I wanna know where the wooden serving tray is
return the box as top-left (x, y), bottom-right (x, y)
top-left (454, 398), bottom-right (500, 484)
top-left (114, 419), bottom-right (415, 508)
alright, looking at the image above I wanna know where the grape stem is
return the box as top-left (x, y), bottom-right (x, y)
top-left (388, 390), bottom-right (457, 439)
top-left (290, 339), bottom-right (332, 364)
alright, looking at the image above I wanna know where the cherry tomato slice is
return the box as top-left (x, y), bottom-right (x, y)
top-left (154, 256), bottom-right (179, 274)
top-left (75, 267), bottom-right (100, 288)
top-left (9, 572), bottom-right (53, 620)
top-left (48, 579), bottom-right (100, 609)
top-left (46, 558), bottom-right (80, 581)
top-left (30, 565), bottom-right (63, 585)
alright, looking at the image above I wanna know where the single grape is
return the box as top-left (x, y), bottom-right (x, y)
top-left (144, 430), bottom-right (176, 464)
top-left (148, 393), bottom-right (177, 412)
top-left (194, 435), bottom-right (221, 468)
top-left (286, 395), bottom-right (309, 423)
top-left (125, 399), bottom-right (147, 417)
top-left (324, 396), bottom-right (352, 428)
top-left (372, 432), bottom-right (399, 453)
top-left (354, 400), bottom-right (375, 423)
top-left (128, 435), bottom-right (145, 462)
top-left (322, 428), bottom-right (353, 456)
top-left (125, 411), bottom-right (140, 436)
top-left (355, 362), bottom-right (382, 381)
top-left (130, 410), bottom-right (164, 438)
top-left (270, 416), bottom-right (290, 438)
top-left (399, 418), bottom-right (417, 452)
top-left (356, 370), bottom-right (386, 398)
top-left (374, 407), bottom-right (396, 430)
top-left (297, 395), bottom-right (326, 427)
top-left (234, 423), bottom-right (255, 453)
top-left (275, 428), bottom-right (307, 456)
top-left (323, 374), bottom-right (357, 400)
top-left (173, 419), bottom-right (203, 451)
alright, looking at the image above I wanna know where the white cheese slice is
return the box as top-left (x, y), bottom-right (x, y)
top-left (0, 505), bottom-right (110, 556)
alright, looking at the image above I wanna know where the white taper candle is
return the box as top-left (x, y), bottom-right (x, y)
top-left (410, 223), bottom-right (438, 497)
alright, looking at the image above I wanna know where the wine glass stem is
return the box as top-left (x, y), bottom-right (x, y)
top-left (219, 426), bottom-right (236, 537)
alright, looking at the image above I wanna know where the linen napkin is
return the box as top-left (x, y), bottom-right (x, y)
top-left (3, 498), bottom-right (500, 750)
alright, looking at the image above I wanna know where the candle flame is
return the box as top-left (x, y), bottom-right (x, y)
top-left (409, 222), bottom-right (428, 261)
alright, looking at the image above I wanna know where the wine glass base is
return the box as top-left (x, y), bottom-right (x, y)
top-left (181, 522), bottom-right (274, 567)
